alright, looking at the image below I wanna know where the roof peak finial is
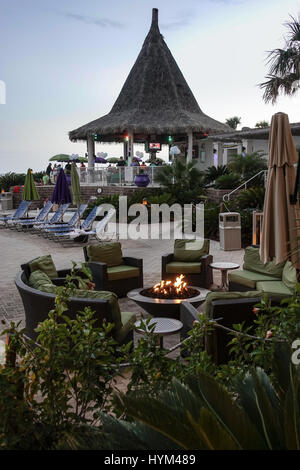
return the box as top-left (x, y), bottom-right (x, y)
top-left (151, 8), bottom-right (159, 28)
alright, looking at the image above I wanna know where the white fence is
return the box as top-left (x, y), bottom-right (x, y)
top-left (76, 166), bottom-right (163, 186)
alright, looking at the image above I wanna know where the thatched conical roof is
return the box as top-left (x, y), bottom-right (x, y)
top-left (69, 9), bottom-right (230, 142)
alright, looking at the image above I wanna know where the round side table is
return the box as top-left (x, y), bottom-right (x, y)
top-left (209, 262), bottom-right (240, 291)
top-left (134, 317), bottom-right (183, 348)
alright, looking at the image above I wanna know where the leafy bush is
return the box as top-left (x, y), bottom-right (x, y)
top-left (215, 173), bottom-right (241, 189)
top-left (100, 345), bottom-right (300, 450)
top-left (154, 160), bottom-right (206, 204)
top-left (228, 152), bottom-right (267, 180)
top-left (236, 186), bottom-right (265, 210)
top-left (0, 266), bottom-right (124, 450)
top-left (204, 165), bottom-right (229, 185)
top-left (204, 203), bottom-right (220, 239)
top-left (0, 172), bottom-right (26, 191)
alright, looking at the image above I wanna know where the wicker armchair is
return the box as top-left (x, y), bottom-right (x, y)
top-left (161, 239), bottom-right (213, 289)
top-left (180, 296), bottom-right (262, 364)
top-left (83, 245), bottom-right (143, 297)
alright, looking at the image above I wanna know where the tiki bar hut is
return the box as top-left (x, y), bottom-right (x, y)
top-left (69, 8), bottom-right (230, 170)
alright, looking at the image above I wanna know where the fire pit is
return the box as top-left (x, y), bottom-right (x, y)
top-left (127, 275), bottom-right (210, 318)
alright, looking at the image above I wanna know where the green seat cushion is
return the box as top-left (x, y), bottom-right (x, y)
top-left (228, 269), bottom-right (277, 289)
top-left (256, 280), bottom-right (294, 298)
top-left (87, 242), bottom-right (124, 267)
top-left (202, 290), bottom-right (263, 317)
top-left (114, 311), bottom-right (137, 344)
top-left (166, 261), bottom-right (201, 274)
top-left (71, 289), bottom-right (122, 331)
top-left (173, 239), bottom-right (209, 262)
top-left (282, 261), bottom-right (297, 290)
top-left (107, 265), bottom-right (140, 281)
top-left (243, 246), bottom-right (285, 279)
top-left (29, 270), bottom-right (57, 294)
top-left (29, 255), bottom-right (58, 279)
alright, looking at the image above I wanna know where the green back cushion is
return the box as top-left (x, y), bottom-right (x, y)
top-left (243, 246), bottom-right (285, 279)
top-left (173, 239), bottom-right (209, 262)
top-left (71, 289), bottom-right (122, 331)
top-left (87, 242), bottom-right (123, 267)
top-left (29, 270), bottom-right (57, 294)
top-left (203, 290), bottom-right (263, 317)
top-left (29, 255), bottom-right (58, 279)
top-left (282, 261), bottom-right (297, 290)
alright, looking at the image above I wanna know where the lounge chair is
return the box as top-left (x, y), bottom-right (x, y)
top-left (43, 204), bottom-right (87, 238)
top-left (32, 203), bottom-right (70, 232)
top-left (68, 208), bottom-right (116, 242)
top-left (50, 205), bottom-right (100, 239)
top-left (11, 201), bottom-right (53, 231)
top-left (0, 200), bottom-right (32, 227)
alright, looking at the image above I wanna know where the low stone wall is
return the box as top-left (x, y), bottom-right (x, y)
top-left (11, 185), bottom-right (155, 209)
top-left (206, 188), bottom-right (242, 204)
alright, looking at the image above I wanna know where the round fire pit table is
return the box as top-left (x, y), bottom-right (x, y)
top-left (209, 262), bottom-right (240, 291)
top-left (127, 286), bottom-right (210, 319)
top-left (134, 317), bottom-right (183, 348)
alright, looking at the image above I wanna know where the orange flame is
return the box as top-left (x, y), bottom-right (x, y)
top-left (152, 274), bottom-right (188, 296)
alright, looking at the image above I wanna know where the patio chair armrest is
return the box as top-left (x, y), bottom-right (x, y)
top-left (86, 261), bottom-right (108, 290)
top-left (52, 277), bottom-right (67, 286)
top-left (57, 268), bottom-right (72, 277)
top-left (179, 302), bottom-right (201, 350)
top-left (200, 254), bottom-right (213, 288)
top-left (161, 253), bottom-right (174, 276)
top-left (200, 254), bottom-right (213, 270)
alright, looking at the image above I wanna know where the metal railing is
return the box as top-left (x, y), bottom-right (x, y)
top-left (223, 170), bottom-right (267, 202)
top-left (76, 166), bottom-right (163, 186)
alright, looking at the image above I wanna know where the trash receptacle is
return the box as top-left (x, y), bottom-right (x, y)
top-left (1, 193), bottom-right (13, 211)
top-left (219, 212), bottom-right (241, 250)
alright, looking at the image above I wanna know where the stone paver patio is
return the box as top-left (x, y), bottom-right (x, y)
top-left (0, 221), bottom-right (244, 350)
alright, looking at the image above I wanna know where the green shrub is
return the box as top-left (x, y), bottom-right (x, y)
top-left (215, 173), bottom-right (241, 189)
top-left (0, 265), bottom-right (124, 450)
top-left (236, 186), bottom-right (265, 210)
top-left (204, 165), bottom-right (229, 185)
top-left (204, 203), bottom-right (220, 239)
top-left (0, 172), bottom-right (26, 191)
top-left (228, 152), bottom-right (267, 180)
top-left (154, 160), bottom-right (206, 204)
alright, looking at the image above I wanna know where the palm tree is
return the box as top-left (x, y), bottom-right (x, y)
top-left (225, 116), bottom-right (241, 130)
top-left (96, 344), bottom-right (300, 450)
top-left (255, 120), bottom-right (269, 128)
top-left (260, 15), bottom-right (300, 103)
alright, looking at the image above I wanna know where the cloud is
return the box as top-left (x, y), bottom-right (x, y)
top-left (62, 12), bottom-right (125, 29)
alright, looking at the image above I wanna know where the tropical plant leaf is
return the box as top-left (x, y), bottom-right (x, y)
top-left (185, 373), bottom-right (267, 450)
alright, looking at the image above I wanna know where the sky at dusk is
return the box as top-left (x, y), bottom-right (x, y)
top-left (1, 0), bottom-right (300, 173)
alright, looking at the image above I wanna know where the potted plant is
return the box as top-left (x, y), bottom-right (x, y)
top-left (134, 169), bottom-right (150, 187)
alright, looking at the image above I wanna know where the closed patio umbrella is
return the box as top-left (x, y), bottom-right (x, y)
top-left (23, 169), bottom-right (39, 201)
top-left (71, 162), bottom-right (82, 227)
top-left (51, 168), bottom-right (72, 204)
top-left (260, 112), bottom-right (300, 268)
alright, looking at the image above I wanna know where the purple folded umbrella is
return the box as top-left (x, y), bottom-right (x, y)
top-left (94, 156), bottom-right (107, 163)
top-left (51, 169), bottom-right (72, 204)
